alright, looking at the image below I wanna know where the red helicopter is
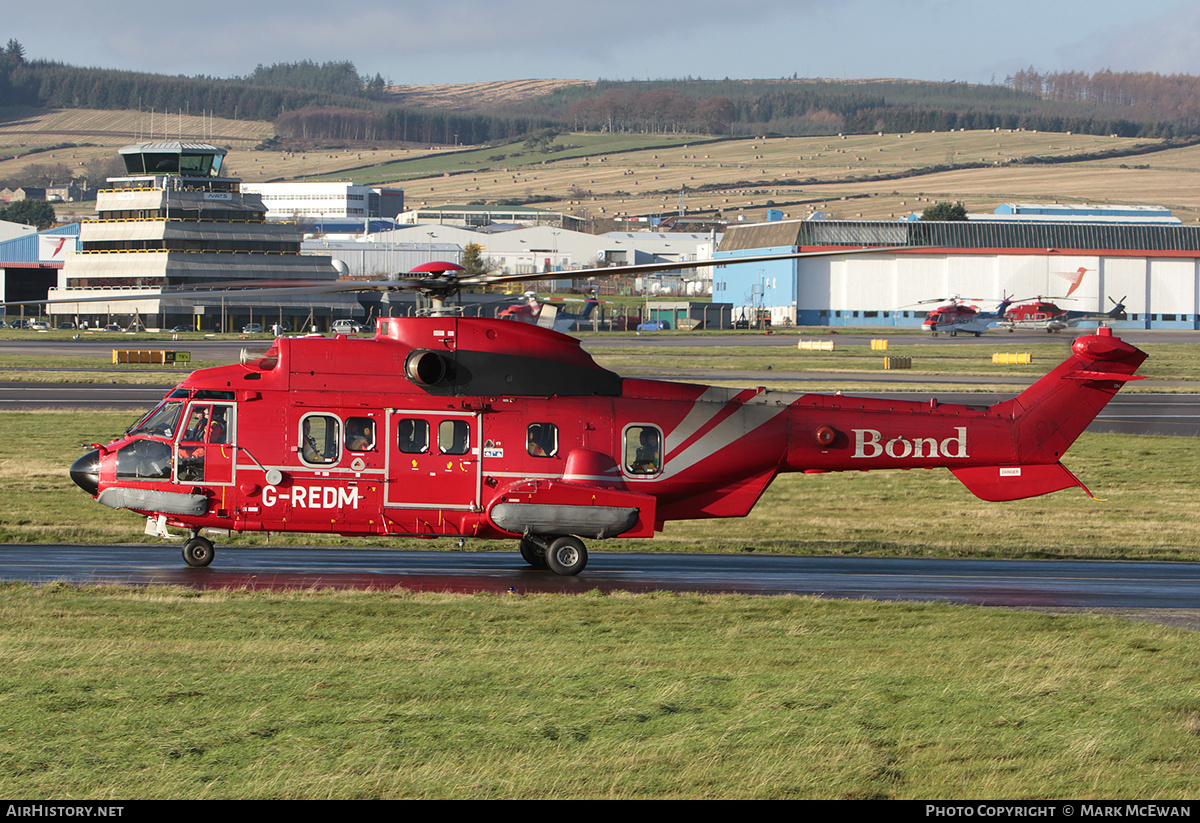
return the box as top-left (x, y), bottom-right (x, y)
top-left (997, 296), bottom-right (1127, 333)
top-left (496, 287), bottom-right (602, 332)
top-left (919, 295), bottom-right (1014, 337)
top-left (61, 256), bottom-right (1148, 576)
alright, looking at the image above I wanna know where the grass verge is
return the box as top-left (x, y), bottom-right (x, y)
top-left (1, 584), bottom-right (1199, 799)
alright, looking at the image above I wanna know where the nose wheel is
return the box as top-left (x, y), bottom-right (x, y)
top-left (182, 535), bottom-right (215, 567)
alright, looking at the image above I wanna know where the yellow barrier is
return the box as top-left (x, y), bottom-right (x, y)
top-left (884, 356), bottom-right (912, 370)
top-left (870, 338), bottom-right (889, 351)
top-left (798, 340), bottom-right (835, 351)
top-left (992, 352), bottom-right (1032, 364)
top-left (112, 350), bottom-right (191, 365)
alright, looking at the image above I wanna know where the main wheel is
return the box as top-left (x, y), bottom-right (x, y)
top-left (545, 536), bottom-right (588, 576)
top-left (182, 536), bottom-right (215, 567)
top-left (519, 537), bottom-right (547, 569)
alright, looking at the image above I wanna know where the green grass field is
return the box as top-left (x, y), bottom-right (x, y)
top-left (2, 584), bottom-right (1199, 799)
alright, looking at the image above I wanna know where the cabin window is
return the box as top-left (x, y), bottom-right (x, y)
top-left (300, 414), bottom-right (340, 465)
top-left (624, 425), bottom-right (662, 476)
top-left (438, 419), bottom-right (471, 455)
top-left (397, 418), bottom-right (430, 454)
top-left (526, 423), bottom-right (558, 457)
top-left (345, 417), bottom-right (375, 452)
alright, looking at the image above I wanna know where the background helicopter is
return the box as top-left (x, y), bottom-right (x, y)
top-left (495, 287), bottom-right (602, 332)
top-left (42, 250), bottom-right (1148, 577)
top-left (997, 296), bottom-right (1127, 332)
top-left (917, 295), bottom-right (1014, 337)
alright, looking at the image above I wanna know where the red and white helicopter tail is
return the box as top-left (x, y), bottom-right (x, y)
top-left (950, 327), bottom-right (1147, 501)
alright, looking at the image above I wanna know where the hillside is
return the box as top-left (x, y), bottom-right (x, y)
top-left (312, 127), bottom-right (1200, 226)
top-left (380, 80), bottom-right (593, 111)
top-left (3, 104), bottom-right (1199, 226)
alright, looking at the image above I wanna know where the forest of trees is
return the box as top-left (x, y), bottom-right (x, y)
top-left (566, 88), bottom-right (737, 134)
top-left (1005, 67), bottom-right (1200, 133)
top-left (532, 76), bottom-right (1200, 139)
top-left (7, 39), bottom-right (1200, 145)
top-left (0, 47), bottom-right (551, 146)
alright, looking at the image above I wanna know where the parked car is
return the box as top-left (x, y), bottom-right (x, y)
top-left (242, 323), bottom-right (264, 334)
top-left (331, 319), bottom-right (366, 334)
top-left (170, 325), bottom-right (193, 333)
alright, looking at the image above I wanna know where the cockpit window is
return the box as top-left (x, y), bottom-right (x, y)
top-left (127, 400), bottom-right (185, 438)
top-left (116, 439), bottom-right (173, 480)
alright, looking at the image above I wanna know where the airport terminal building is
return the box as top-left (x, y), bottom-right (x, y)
top-left (714, 212), bottom-right (1200, 329)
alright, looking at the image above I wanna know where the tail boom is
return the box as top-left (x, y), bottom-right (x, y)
top-left (782, 327), bottom-right (1146, 502)
top-left (954, 326), bottom-right (1145, 500)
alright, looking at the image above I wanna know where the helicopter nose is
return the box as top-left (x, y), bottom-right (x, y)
top-left (70, 449), bottom-right (100, 496)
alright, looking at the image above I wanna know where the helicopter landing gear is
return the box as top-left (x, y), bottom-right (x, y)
top-left (182, 534), bottom-right (215, 567)
top-left (519, 537), bottom-right (547, 569)
top-left (518, 534), bottom-right (588, 575)
top-left (545, 536), bottom-right (588, 576)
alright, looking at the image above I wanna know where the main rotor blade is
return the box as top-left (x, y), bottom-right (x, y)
top-left (3, 244), bottom-right (936, 310)
top-left (456, 245), bottom-right (928, 289)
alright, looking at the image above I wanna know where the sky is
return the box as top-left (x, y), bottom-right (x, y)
top-left (7, 0), bottom-right (1200, 87)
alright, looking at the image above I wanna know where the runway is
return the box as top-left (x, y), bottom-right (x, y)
top-left (4, 544), bottom-right (1200, 614)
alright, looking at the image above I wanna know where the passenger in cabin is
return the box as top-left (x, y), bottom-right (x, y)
top-left (629, 427), bottom-right (661, 474)
top-left (527, 429), bottom-right (546, 456)
top-left (398, 419), bottom-right (418, 453)
top-left (346, 419), bottom-right (373, 452)
top-left (526, 423), bottom-right (556, 457)
top-left (301, 416), bottom-right (339, 465)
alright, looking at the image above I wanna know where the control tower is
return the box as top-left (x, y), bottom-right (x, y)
top-left (50, 142), bottom-right (345, 330)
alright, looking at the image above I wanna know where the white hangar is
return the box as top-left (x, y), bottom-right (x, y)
top-left (714, 217), bottom-right (1200, 329)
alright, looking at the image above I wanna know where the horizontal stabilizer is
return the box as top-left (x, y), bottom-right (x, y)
top-left (950, 462), bottom-right (1091, 502)
top-left (1067, 371), bottom-right (1146, 382)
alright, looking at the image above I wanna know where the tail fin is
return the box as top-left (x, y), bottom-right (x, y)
top-left (951, 327), bottom-right (1146, 501)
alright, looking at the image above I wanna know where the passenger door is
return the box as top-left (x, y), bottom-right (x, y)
top-left (385, 410), bottom-right (481, 510)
